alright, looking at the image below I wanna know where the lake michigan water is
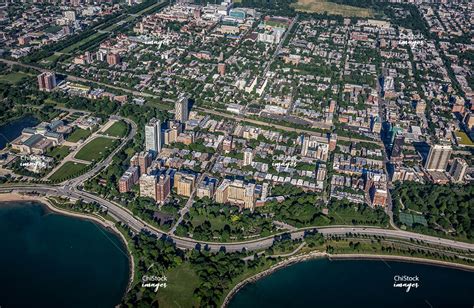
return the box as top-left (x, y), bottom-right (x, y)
top-left (229, 258), bottom-right (474, 308)
top-left (1, 201), bottom-right (473, 308)
top-left (0, 201), bottom-right (130, 307)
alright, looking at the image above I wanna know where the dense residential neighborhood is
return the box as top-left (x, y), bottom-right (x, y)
top-left (0, 0), bottom-right (473, 307)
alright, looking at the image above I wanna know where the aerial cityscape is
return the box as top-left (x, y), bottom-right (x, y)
top-left (0, 0), bottom-right (473, 307)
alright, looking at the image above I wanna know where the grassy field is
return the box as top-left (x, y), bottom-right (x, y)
top-left (67, 128), bottom-right (92, 143)
top-left (291, 0), bottom-right (374, 17)
top-left (40, 53), bottom-right (61, 65)
top-left (103, 121), bottom-right (128, 138)
top-left (454, 131), bottom-right (474, 147)
top-left (49, 161), bottom-right (89, 181)
top-left (75, 137), bottom-right (118, 162)
top-left (59, 31), bottom-right (104, 54)
top-left (43, 25), bottom-right (62, 34)
top-left (0, 72), bottom-right (31, 84)
top-left (158, 263), bottom-right (200, 307)
top-left (46, 145), bottom-right (71, 161)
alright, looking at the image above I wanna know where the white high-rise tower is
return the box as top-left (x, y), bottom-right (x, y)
top-left (145, 118), bottom-right (161, 155)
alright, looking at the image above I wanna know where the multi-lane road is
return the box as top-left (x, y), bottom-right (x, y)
top-left (0, 60), bottom-right (471, 255)
top-left (0, 58), bottom-right (381, 146)
top-left (1, 183), bottom-right (473, 253)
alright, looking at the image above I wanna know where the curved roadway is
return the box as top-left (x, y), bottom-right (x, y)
top-left (1, 184), bottom-right (473, 253)
top-left (0, 116), bottom-right (472, 253)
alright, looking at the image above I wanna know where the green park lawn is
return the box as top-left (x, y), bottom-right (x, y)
top-left (0, 72), bottom-right (31, 84)
top-left (158, 263), bottom-right (200, 307)
top-left (49, 161), bottom-right (89, 182)
top-left (66, 128), bottom-right (92, 142)
top-left (46, 145), bottom-right (70, 161)
top-left (103, 121), bottom-right (128, 138)
top-left (74, 137), bottom-right (118, 162)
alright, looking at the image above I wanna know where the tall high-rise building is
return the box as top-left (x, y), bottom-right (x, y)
top-left (164, 121), bottom-right (182, 144)
top-left (193, 7), bottom-right (201, 19)
top-left (301, 136), bottom-right (310, 156)
top-left (37, 72), bottom-right (56, 91)
top-left (119, 166), bottom-right (139, 193)
top-left (215, 179), bottom-right (256, 210)
top-left (156, 174), bottom-right (171, 203)
top-left (243, 148), bottom-right (253, 166)
top-left (217, 63), bottom-right (226, 76)
top-left (138, 151), bottom-right (152, 175)
top-left (175, 96), bottom-right (189, 122)
top-left (174, 172), bottom-right (196, 197)
top-left (139, 174), bottom-right (157, 200)
top-left (130, 153), bottom-right (139, 167)
top-left (415, 100), bottom-right (426, 115)
top-left (301, 135), bottom-right (329, 161)
top-left (260, 182), bottom-right (269, 201)
top-left (449, 158), bottom-right (468, 183)
top-left (222, 135), bottom-right (233, 152)
top-left (425, 144), bottom-right (452, 171)
top-left (107, 53), bottom-right (120, 65)
top-left (145, 118), bottom-right (162, 155)
top-left (64, 10), bottom-right (76, 21)
top-left (316, 163), bottom-right (327, 182)
top-left (196, 177), bottom-right (217, 199)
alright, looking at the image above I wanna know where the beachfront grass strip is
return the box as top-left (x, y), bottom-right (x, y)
top-left (49, 161), bottom-right (89, 182)
top-left (67, 128), bottom-right (92, 142)
top-left (46, 145), bottom-right (71, 161)
top-left (74, 137), bottom-right (118, 162)
top-left (103, 121), bottom-right (128, 138)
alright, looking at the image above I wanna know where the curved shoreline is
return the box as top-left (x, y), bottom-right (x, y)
top-left (221, 251), bottom-right (474, 308)
top-left (0, 193), bottom-right (135, 297)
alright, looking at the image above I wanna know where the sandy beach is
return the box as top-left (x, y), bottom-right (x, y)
top-left (0, 192), bottom-right (136, 293)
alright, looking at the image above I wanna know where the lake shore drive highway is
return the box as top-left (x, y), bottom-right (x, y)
top-left (1, 184), bottom-right (473, 253)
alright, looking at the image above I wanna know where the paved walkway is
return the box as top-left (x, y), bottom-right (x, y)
top-left (45, 119), bottom-right (116, 180)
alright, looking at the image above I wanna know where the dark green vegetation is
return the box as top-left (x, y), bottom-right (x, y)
top-left (121, 229), bottom-right (275, 308)
top-left (392, 182), bottom-right (474, 242)
top-left (74, 137), bottom-right (118, 162)
top-left (0, 71), bottom-right (31, 84)
top-left (0, 72), bottom-right (61, 126)
top-left (122, 226), bottom-right (474, 308)
top-left (176, 198), bottom-right (276, 241)
top-left (46, 145), bottom-right (71, 161)
top-left (234, 0), bottom-right (297, 16)
top-left (22, 0), bottom-right (169, 68)
top-left (258, 186), bottom-right (388, 228)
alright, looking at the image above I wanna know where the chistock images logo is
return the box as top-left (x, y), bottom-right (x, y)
top-left (393, 275), bottom-right (420, 293)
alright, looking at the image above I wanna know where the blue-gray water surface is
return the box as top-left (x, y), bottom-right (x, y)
top-left (0, 201), bottom-right (130, 307)
top-left (229, 258), bottom-right (474, 308)
top-left (0, 116), bottom-right (38, 149)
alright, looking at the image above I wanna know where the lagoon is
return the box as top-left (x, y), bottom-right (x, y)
top-left (0, 116), bottom-right (38, 150)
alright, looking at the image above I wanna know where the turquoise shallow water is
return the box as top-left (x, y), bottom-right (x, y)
top-left (0, 201), bottom-right (130, 308)
top-left (229, 257), bottom-right (474, 308)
